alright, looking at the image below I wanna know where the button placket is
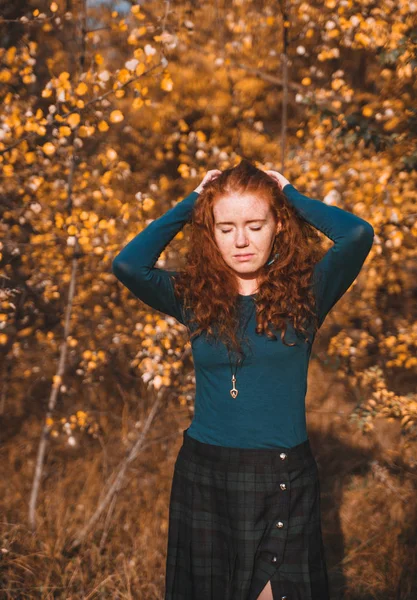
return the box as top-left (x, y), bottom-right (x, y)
top-left (275, 454), bottom-right (289, 533)
top-left (268, 452), bottom-right (290, 565)
top-left (261, 451), bottom-right (292, 571)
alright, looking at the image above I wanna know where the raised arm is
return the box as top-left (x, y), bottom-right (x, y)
top-left (111, 190), bottom-right (200, 325)
top-left (282, 183), bottom-right (374, 329)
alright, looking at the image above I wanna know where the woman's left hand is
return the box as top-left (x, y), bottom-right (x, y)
top-left (265, 170), bottom-right (291, 191)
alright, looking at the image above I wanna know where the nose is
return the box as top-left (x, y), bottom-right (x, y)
top-left (235, 230), bottom-right (250, 247)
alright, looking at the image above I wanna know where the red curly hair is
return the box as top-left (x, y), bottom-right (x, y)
top-left (172, 159), bottom-right (325, 357)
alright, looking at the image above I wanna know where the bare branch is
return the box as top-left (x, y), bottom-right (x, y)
top-left (68, 389), bottom-right (164, 551)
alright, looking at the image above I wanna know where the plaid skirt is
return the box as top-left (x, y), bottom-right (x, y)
top-left (164, 427), bottom-right (330, 600)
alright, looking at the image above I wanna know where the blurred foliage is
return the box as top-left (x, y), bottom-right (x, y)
top-left (0, 1), bottom-right (416, 598)
top-left (0, 0), bottom-right (416, 448)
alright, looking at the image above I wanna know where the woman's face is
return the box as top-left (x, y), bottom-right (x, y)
top-left (213, 193), bottom-right (281, 281)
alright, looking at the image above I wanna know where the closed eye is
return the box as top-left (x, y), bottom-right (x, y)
top-left (221, 226), bottom-right (262, 233)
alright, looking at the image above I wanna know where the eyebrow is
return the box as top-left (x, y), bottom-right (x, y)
top-left (215, 219), bottom-right (267, 226)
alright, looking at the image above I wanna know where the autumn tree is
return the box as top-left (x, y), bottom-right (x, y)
top-left (1, 0), bottom-right (416, 528)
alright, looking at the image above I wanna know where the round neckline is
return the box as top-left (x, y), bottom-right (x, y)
top-left (238, 292), bottom-right (257, 298)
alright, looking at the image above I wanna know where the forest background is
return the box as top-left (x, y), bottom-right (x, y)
top-left (1, 0), bottom-right (416, 598)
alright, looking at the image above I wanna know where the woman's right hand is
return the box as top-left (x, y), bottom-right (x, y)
top-left (194, 169), bottom-right (222, 194)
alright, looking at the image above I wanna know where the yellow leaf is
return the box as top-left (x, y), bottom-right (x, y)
top-left (110, 110), bottom-right (124, 123)
top-left (384, 117), bottom-right (400, 131)
top-left (157, 319), bottom-right (169, 331)
top-left (0, 71), bottom-right (12, 83)
top-left (354, 31), bottom-right (370, 46)
top-left (78, 125), bottom-right (95, 137)
top-left (98, 120), bottom-right (109, 132)
top-left (161, 76), bottom-right (173, 92)
top-left (332, 78), bottom-right (344, 91)
top-left (75, 82), bottom-right (88, 96)
top-left (59, 126), bottom-right (72, 137)
top-left (117, 69), bottom-right (131, 84)
top-left (362, 106), bottom-right (373, 117)
top-left (106, 148), bottom-right (118, 160)
top-left (132, 97), bottom-right (144, 110)
top-left (50, 2), bottom-right (58, 12)
top-left (143, 198), bottom-right (155, 212)
top-left (42, 142), bottom-right (56, 156)
top-left (67, 113), bottom-right (80, 127)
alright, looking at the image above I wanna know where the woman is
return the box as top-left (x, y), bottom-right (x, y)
top-left (112, 160), bottom-right (374, 600)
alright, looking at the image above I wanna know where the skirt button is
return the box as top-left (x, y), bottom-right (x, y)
top-left (271, 555), bottom-right (278, 564)
top-left (275, 521), bottom-right (284, 528)
top-left (279, 452), bottom-right (287, 460)
top-left (280, 482), bottom-right (287, 490)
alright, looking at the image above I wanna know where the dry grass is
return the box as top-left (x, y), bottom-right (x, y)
top-left (1, 355), bottom-right (416, 599)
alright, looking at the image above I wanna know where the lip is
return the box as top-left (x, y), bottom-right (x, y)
top-left (234, 253), bottom-right (254, 261)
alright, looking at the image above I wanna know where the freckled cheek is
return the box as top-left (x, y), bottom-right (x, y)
top-left (214, 240), bottom-right (237, 264)
top-left (217, 241), bottom-right (232, 260)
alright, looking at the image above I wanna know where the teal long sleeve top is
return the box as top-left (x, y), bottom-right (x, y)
top-left (112, 184), bottom-right (374, 449)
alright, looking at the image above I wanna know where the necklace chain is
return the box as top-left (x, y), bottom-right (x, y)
top-left (227, 302), bottom-right (255, 398)
top-left (226, 251), bottom-right (280, 398)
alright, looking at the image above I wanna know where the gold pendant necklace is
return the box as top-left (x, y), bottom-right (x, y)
top-left (229, 359), bottom-right (242, 398)
top-left (228, 302), bottom-right (255, 398)
top-left (227, 252), bottom-right (279, 397)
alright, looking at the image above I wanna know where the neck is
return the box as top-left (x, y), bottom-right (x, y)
top-left (238, 280), bottom-right (259, 296)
